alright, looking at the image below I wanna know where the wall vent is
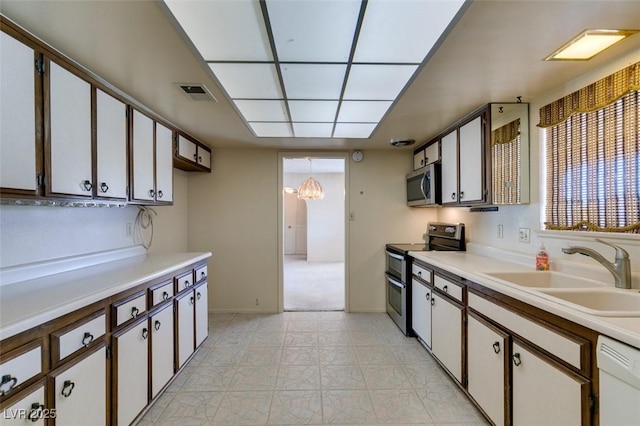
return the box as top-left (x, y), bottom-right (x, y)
top-left (175, 83), bottom-right (217, 102)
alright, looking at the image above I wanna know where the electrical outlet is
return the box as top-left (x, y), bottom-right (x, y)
top-left (518, 227), bottom-right (530, 243)
top-left (497, 224), bottom-right (503, 239)
top-left (126, 223), bottom-right (132, 237)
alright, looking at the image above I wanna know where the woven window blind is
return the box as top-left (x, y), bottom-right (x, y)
top-left (492, 119), bottom-right (521, 204)
top-left (543, 90), bottom-right (640, 233)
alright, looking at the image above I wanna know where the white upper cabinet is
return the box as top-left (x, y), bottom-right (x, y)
top-left (131, 110), bottom-right (155, 202)
top-left (47, 60), bottom-right (92, 197)
top-left (458, 116), bottom-right (484, 203)
top-left (96, 89), bottom-right (127, 199)
top-left (155, 123), bottom-right (174, 203)
top-left (441, 129), bottom-right (458, 204)
top-left (178, 135), bottom-right (197, 163)
top-left (0, 31), bottom-right (37, 193)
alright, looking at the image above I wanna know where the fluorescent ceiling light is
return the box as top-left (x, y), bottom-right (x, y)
top-left (289, 101), bottom-right (339, 122)
top-left (233, 100), bottom-right (288, 122)
top-left (293, 123), bottom-right (334, 138)
top-left (164, 0), bottom-right (272, 61)
top-left (545, 29), bottom-right (639, 61)
top-left (249, 122), bottom-right (293, 138)
top-left (354, 0), bottom-right (465, 63)
top-left (162, 0), bottom-right (465, 139)
top-left (266, 0), bottom-right (361, 62)
top-left (338, 101), bottom-right (393, 123)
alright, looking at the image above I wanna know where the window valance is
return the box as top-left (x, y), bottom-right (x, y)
top-left (538, 61), bottom-right (640, 128)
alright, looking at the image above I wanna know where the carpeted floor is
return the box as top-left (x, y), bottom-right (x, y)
top-left (284, 255), bottom-right (344, 311)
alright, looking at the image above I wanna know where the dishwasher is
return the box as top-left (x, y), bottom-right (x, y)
top-left (597, 336), bottom-right (640, 425)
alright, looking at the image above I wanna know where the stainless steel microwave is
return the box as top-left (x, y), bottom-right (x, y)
top-left (406, 163), bottom-right (441, 207)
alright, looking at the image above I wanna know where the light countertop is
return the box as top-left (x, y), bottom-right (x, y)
top-left (0, 251), bottom-right (211, 340)
top-left (409, 250), bottom-right (640, 349)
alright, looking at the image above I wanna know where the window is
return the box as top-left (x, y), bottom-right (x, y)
top-left (540, 62), bottom-right (639, 233)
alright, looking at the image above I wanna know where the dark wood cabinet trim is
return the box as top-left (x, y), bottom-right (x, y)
top-left (50, 308), bottom-right (105, 368)
top-left (0, 339), bottom-right (44, 401)
top-left (173, 131), bottom-right (212, 173)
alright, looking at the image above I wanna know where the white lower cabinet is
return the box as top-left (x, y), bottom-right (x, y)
top-left (0, 382), bottom-right (46, 425)
top-left (176, 290), bottom-right (195, 368)
top-left (411, 280), bottom-right (431, 348)
top-left (512, 341), bottom-right (585, 426)
top-left (51, 343), bottom-right (106, 425)
top-left (431, 291), bottom-right (462, 382)
top-left (150, 304), bottom-right (174, 398)
top-left (195, 283), bottom-right (208, 348)
top-left (467, 314), bottom-right (508, 426)
top-left (113, 318), bottom-right (148, 425)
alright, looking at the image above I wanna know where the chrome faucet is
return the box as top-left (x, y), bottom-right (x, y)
top-left (561, 239), bottom-right (631, 289)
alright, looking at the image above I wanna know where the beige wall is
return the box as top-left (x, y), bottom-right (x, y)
top-left (147, 169), bottom-right (189, 254)
top-left (187, 149), bottom-right (437, 313)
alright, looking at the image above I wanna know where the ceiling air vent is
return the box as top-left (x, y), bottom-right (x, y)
top-left (176, 83), bottom-right (217, 102)
top-left (390, 139), bottom-right (415, 147)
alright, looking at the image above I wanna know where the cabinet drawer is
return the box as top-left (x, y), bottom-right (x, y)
top-left (469, 292), bottom-right (584, 370)
top-left (423, 142), bottom-right (439, 165)
top-left (0, 341), bottom-right (42, 397)
top-left (0, 379), bottom-right (46, 425)
top-left (412, 263), bottom-right (432, 284)
top-left (150, 281), bottom-right (174, 307)
top-left (113, 292), bottom-right (146, 327)
top-left (434, 275), bottom-right (462, 302)
top-left (53, 311), bottom-right (105, 363)
top-left (195, 265), bottom-right (208, 283)
top-left (176, 271), bottom-right (194, 292)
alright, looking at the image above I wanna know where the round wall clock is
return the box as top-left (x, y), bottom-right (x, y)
top-left (351, 150), bottom-right (363, 162)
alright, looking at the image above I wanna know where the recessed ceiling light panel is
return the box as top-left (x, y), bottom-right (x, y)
top-left (334, 123), bottom-right (377, 139)
top-left (208, 63), bottom-right (282, 99)
top-left (343, 65), bottom-right (418, 100)
top-left (249, 122), bottom-right (293, 138)
top-left (233, 100), bottom-right (288, 122)
top-left (337, 101), bottom-right (393, 122)
top-left (289, 101), bottom-right (339, 122)
top-left (280, 64), bottom-right (347, 99)
top-left (545, 29), bottom-right (639, 61)
top-left (293, 122), bottom-right (334, 138)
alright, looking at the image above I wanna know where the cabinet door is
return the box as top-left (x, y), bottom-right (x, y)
top-left (47, 60), bottom-right (92, 197)
top-left (440, 129), bottom-right (458, 204)
top-left (424, 142), bottom-right (439, 166)
top-left (177, 135), bottom-right (197, 164)
top-left (0, 31), bottom-right (37, 193)
top-left (458, 116), bottom-right (484, 203)
top-left (512, 341), bottom-right (586, 426)
top-left (150, 305), bottom-right (174, 398)
top-left (431, 292), bottom-right (462, 382)
top-left (197, 146), bottom-right (211, 170)
top-left (176, 291), bottom-right (195, 368)
top-left (0, 381), bottom-right (46, 425)
top-left (95, 89), bottom-right (127, 199)
top-left (51, 344), bottom-right (106, 426)
top-left (113, 319), bottom-right (149, 426)
top-left (131, 110), bottom-right (155, 201)
top-left (195, 284), bottom-right (208, 348)
top-left (155, 123), bottom-right (173, 203)
top-left (413, 150), bottom-right (425, 170)
top-left (411, 280), bottom-right (431, 347)
top-left (467, 314), bottom-right (508, 426)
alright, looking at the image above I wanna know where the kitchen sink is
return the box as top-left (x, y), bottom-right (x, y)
top-left (536, 288), bottom-right (640, 317)
top-left (482, 271), bottom-right (606, 289)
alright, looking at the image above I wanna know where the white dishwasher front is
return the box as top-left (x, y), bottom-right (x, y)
top-left (597, 335), bottom-right (640, 426)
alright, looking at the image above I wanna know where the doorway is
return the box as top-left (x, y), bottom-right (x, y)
top-left (280, 154), bottom-right (347, 311)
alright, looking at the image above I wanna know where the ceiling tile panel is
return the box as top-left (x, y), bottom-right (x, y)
top-left (281, 64), bottom-right (347, 99)
top-left (233, 100), bottom-right (288, 121)
top-left (293, 122), bottom-right (334, 138)
top-left (337, 101), bottom-right (393, 122)
top-left (208, 63), bottom-right (282, 99)
top-left (249, 122), bottom-right (293, 137)
top-left (289, 101), bottom-right (339, 122)
top-left (333, 123), bottom-right (378, 138)
top-left (343, 65), bottom-right (418, 100)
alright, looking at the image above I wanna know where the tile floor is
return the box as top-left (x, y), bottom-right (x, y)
top-left (137, 312), bottom-right (488, 425)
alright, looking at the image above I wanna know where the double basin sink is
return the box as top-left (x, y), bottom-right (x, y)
top-left (480, 271), bottom-right (640, 317)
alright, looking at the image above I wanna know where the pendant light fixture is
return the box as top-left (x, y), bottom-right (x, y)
top-left (297, 158), bottom-right (325, 200)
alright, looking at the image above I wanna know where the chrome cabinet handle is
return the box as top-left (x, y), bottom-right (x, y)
top-left (158, 190), bottom-right (164, 198)
top-left (82, 332), bottom-right (94, 347)
top-left (443, 285), bottom-right (448, 293)
top-left (493, 341), bottom-right (501, 354)
top-left (142, 328), bottom-right (149, 339)
top-left (0, 374), bottom-right (18, 396)
top-left (100, 182), bottom-right (109, 193)
top-left (425, 292), bottom-right (430, 301)
top-left (513, 353), bottom-right (522, 366)
top-left (27, 403), bottom-right (44, 422)
top-left (460, 191), bottom-right (465, 199)
top-left (154, 320), bottom-right (161, 331)
top-left (162, 291), bottom-right (169, 301)
top-left (61, 380), bottom-right (75, 398)
top-left (148, 189), bottom-right (155, 197)
top-left (451, 192), bottom-right (456, 200)
top-left (131, 306), bottom-right (139, 319)
top-left (82, 180), bottom-right (93, 191)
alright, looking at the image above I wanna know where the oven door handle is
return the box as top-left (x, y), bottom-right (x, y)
top-left (385, 250), bottom-right (405, 261)
top-left (385, 273), bottom-right (406, 289)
